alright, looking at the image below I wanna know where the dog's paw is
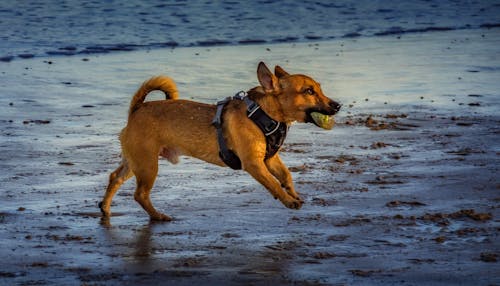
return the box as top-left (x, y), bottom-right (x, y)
top-left (285, 188), bottom-right (303, 202)
top-left (100, 216), bottom-right (111, 227)
top-left (150, 213), bottom-right (173, 222)
top-left (283, 197), bottom-right (303, 210)
top-left (290, 193), bottom-right (304, 203)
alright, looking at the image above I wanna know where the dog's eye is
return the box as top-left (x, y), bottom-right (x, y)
top-left (305, 88), bottom-right (315, 95)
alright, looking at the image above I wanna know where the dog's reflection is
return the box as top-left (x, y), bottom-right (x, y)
top-left (100, 218), bottom-right (157, 264)
top-left (98, 217), bottom-right (293, 282)
top-left (132, 223), bottom-right (154, 261)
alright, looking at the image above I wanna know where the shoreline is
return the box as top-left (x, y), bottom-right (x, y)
top-left (1, 24), bottom-right (500, 63)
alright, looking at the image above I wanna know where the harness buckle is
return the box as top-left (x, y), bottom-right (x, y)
top-left (233, 91), bottom-right (247, 100)
top-left (233, 91), bottom-right (260, 118)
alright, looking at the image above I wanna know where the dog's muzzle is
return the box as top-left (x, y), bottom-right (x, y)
top-left (330, 100), bottom-right (341, 115)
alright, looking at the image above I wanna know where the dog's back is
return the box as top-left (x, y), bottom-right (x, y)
top-left (122, 98), bottom-right (222, 166)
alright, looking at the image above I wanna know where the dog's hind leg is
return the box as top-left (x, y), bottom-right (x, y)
top-left (132, 157), bottom-right (172, 222)
top-left (265, 155), bottom-right (302, 202)
top-left (99, 158), bottom-right (134, 217)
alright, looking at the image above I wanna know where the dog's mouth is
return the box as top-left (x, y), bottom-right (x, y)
top-left (308, 111), bottom-right (335, 130)
top-left (306, 102), bottom-right (340, 130)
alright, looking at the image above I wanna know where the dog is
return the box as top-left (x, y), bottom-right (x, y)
top-left (99, 62), bottom-right (341, 221)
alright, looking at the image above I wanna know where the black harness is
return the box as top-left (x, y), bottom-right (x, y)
top-left (212, 91), bottom-right (288, 170)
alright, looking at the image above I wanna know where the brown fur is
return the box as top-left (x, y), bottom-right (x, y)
top-left (99, 62), bottom-right (340, 221)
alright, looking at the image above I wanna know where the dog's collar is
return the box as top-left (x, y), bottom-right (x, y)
top-left (212, 91), bottom-right (288, 170)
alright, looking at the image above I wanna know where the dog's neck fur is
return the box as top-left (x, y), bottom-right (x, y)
top-left (247, 87), bottom-right (288, 124)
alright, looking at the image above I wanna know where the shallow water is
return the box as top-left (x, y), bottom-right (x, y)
top-left (1, 0), bottom-right (500, 61)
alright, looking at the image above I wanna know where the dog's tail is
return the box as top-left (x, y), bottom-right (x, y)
top-left (129, 76), bottom-right (179, 115)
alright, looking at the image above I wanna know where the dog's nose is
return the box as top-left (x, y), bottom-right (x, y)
top-left (330, 101), bottom-right (341, 113)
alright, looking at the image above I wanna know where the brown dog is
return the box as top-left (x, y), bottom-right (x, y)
top-left (99, 62), bottom-right (340, 221)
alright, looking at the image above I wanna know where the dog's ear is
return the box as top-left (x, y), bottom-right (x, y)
top-left (274, 65), bottom-right (290, 78)
top-left (257, 62), bottom-right (280, 93)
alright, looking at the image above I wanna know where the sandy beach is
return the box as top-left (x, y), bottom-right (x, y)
top-left (0, 27), bottom-right (499, 285)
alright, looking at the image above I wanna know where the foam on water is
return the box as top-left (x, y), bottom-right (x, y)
top-left (1, 0), bottom-right (499, 61)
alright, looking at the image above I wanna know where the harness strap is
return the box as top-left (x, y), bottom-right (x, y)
top-left (212, 97), bottom-right (242, 170)
top-left (237, 94), bottom-right (287, 158)
top-left (212, 91), bottom-right (288, 170)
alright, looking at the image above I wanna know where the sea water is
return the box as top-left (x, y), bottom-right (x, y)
top-left (1, 0), bottom-right (499, 61)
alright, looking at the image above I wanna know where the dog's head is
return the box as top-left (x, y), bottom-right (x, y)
top-left (256, 62), bottom-right (341, 129)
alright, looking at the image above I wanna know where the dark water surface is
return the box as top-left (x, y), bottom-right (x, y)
top-left (1, 0), bottom-right (499, 61)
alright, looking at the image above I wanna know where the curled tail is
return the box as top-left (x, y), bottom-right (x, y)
top-left (129, 76), bottom-right (178, 115)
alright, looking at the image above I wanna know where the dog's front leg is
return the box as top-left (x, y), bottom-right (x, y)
top-left (265, 155), bottom-right (302, 202)
top-left (244, 161), bottom-right (303, 209)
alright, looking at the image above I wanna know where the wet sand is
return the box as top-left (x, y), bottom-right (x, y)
top-left (0, 28), bottom-right (499, 285)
